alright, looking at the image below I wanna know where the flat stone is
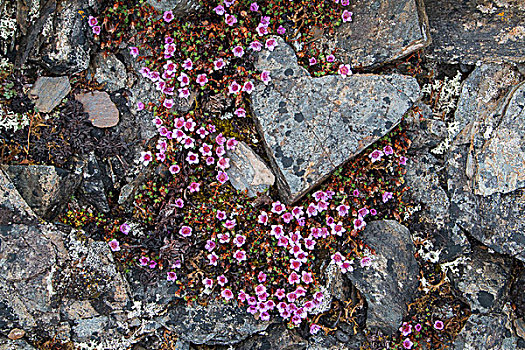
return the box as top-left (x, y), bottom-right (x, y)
top-left (29, 76), bottom-right (71, 113)
top-left (226, 142), bottom-right (275, 197)
top-left (75, 91), bottom-right (120, 128)
top-left (336, 0), bottom-right (431, 68)
top-left (147, 0), bottom-right (200, 14)
top-left (93, 52), bottom-right (127, 92)
top-left (345, 220), bottom-right (419, 335)
top-left (447, 64), bottom-right (525, 261)
top-left (2, 165), bottom-right (81, 220)
top-left (252, 38), bottom-right (420, 204)
top-left (453, 313), bottom-right (521, 350)
top-left (425, 0), bottom-right (525, 65)
top-left (448, 248), bottom-right (512, 314)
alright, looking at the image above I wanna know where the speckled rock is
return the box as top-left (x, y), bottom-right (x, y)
top-left (336, 0), bottom-right (431, 68)
top-left (0, 337), bottom-right (36, 350)
top-left (453, 313), bottom-right (522, 350)
top-left (78, 152), bottom-right (110, 213)
top-left (0, 169), bottom-right (37, 225)
top-left (165, 301), bottom-right (270, 345)
top-left (40, 0), bottom-right (91, 74)
top-left (448, 248), bottom-right (512, 314)
top-left (75, 91), bottom-right (120, 128)
top-left (425, 0), bottom-right (525, 65)
top-left (447, 65), bottom-right (525, 261)
top-left (2, 165), bottom-right (81, 221)
top-left (226, 141), bottom-right (275, 197)
top-left (252, 38), bottom-right (421, 204)
top-left (28, 76), bottom-right (71, 113)
top-left (93, 52), bottom-right (128, 92)
top-left (345, 220), bottom-right (419, 335)
top-left (236, 324), bottom-right (307, 350)
top-left (147, 0), bottom-right (200, 14)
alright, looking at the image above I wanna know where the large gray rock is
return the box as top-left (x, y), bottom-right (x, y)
top-left (236, 325), bottom-right (307, 350)
top-left (93, 52), bottom-right (128, 92)
top-left (346, 220), bottom-right (419, 335)
top-left (165, 301), bottom-right (270, 345)
top-left (226, 141), bottom-right (275, 197)
top-left (448, 248), bottom-right (512, 314)
top-left (447, 64), bottom-right (525, 261)
top-left (28, 76), bottom-right (71, 113)
top-left (0, 337), bottom-right (36, 350)
top-left (0, 169), bottom-right (37, 225)
top-left (40, 0), bottom-right (91, 74)
top-left (147, 0), bottom-right (200, 14)
top-left (252, 38), bottom-right (421, 203)
top-left (336, 0), bottom-right (431, 68)
top-left (425, 0), bottom-right (525, 65)
top-left (2, 165), bottom-right (81, 221)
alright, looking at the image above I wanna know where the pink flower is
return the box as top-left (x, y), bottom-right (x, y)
top-left (360, 256), bottom-right (373, 267)
top-left (249, 41), bottom-right (263, 51)
top-left (309, 57), bottom-right (317, 65)
top-left (338, 64), bottom-right (352, 77)
top-left (260, 70), bottom-right (271, 85)
top-left (163, 98), bottom-right (174, 109)
top-left (256, 23), bottom-right (268, 36)
top-left (353, 189), bottom-right (360, 197)
top-left (174, 198), bottom-right (184, 208)
top-left (384, 145), bottom-right (394, 155)
top-left (169, 164), bottom-right (181, 174)
top-left (165, 36), bottom-right (174, 44)
top-left (369, 149), bottom-right (384, 162)
top-left (186, 151), bottom-right (199, 164)
top-left (265, 38), bottom-right (278, 51)
top-left (226, 138), bottom-right (238, 150)
top-left (358, 207), bottom-right (369, 218)
top-left (382, 191), bottom-right (393, 203)
top-left (434, 320), bottom-right (444, 330)
top-left (214, 58), bottom-right (226, 70)
top-left (238, 290), bottom-right (247, 302)
top-left (271, 224), bottom-right (283, 238)
top-left (331, 222), bottom-right (346, 236)
top-left (206, 157), bottom-right (215, 165)
top-left (208, 253), bottom-right (218, 266)
top-left (400, 322), bottom-right (412, 336)
top-left (108, 239), bottom-right (120, 252)
top-left (177, 72), bottom-right (189, 87)
top-left (140, 151), bottom-right (153, 166)
top-left (205, 239), bottom-right (216, 251)
top-left (275, 289), bottom-right (285, 300)
top-left (88, 16), bottom-right (98, 27)
top-left (216, 210), bottom-right (227, 221)
top-left (354, 217), bottom-right (366, 230)
top-left (306, 203), bottom-right (318, 217)
top-left (342, 0), bottom-right (350, 5)
top-left (203, 277), bottom-right (214, 288)
top-left (415, 323), bottom-right (422, 332)
top-left (310, 323), bottom-right (321, 335)
top-left (234, 108), bottom-right (246, 118)
top-left (282, 212), bottom-right (293, 224)
top-left (136, 101), bottom-right (145, 111)
top-left (399, 156), bottom-right (407, 165)
top-left (250, 2), bottom-right (259, 11)
top-left (217, 171), bottom-right (229, 184)
top-left (163, 10), bottom-right (174, 23)
top-left (149, 260), bottom-right (157, 269)
top-left (178, 87), bottom-right (190, 99)
top-left (138, 256), bottom-right (150, 266)
top-left (341, 261), bottom-right (353, 273)
top-left (228, 81), bottom-right (241, 94)
top-left (301, 271), bottom-right (313, 284)
top-left (271, 201), bottom-right (286, 214)
top-left (288, 272), bottom-right (300, 285)
top-left (242, 81), bottom-right (254, 94)
top-left (179, 225), bottom-right (192, 237)
top-left (234, 235), bottom-right (246, 247)
top-left (129, 46), bottom-right (139, 57)
top-left (232, 46), bottom-right (244, 57)
top-left (277, 26), bottom-right (286, 35)
top-left (156, 152), bottom-right (166, 162)
top-left (183, 58), bottom-right (193, 70)
top-left (287, 292), bottom-right (297, 303)
top-left (337, 204), bottom-right (349, 217)
top-left (218, 275), bottom-right (228, 286)
top-left (258, 272), bottom-right (267, 283)
top-left (224, 219), bottom-right (236, 229)
top-left (167, 271), bottom-right (177, 281)
top-left (326, 54), bottom-right (335, 63)
top-left (402, 338), bottom-right (413, 349)
top-left (331, 252), bottom-right (344, 265)
top-left (222, 288), bottom-right (234, 301)
top-left (92, 26), bottom-right (101, 35)
top-left (225, 13), bottom-right (237, 26)
top-left (188, 182), bottom-right (200, 193)
top-left (342, 10), bottom-right (353, 22)
top-left (196, 73), bottom-right (208, 87)
top-left (234, 249), bottom-right (247, 262)
top-left (214, 5), bottom-right (225, 15)
top-left (199, 143), bottom-right (213, 157)
top-left (120, 223), bottom-right (131, 235)
top-left (258, 211), bottom-right (268, 225)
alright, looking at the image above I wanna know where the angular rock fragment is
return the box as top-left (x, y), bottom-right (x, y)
top-left (147, 0), bottom-right (200, 14)
top-left (453, 313), bottom-right (521, 350)
top-left (336, 0), bottom-right (431, 68)
top-left (346, 220), bottom-right (419, 335)
top-left (75, 91), bottom-right (120, 128)
top-left (29, 76), bottom-right (71, 113)
top-left (226, 142), bottom-right (275, 197)
top-left (425, 0), bottom-right (525, 65)
top-left (252, 38), bottom-right (421, 203)
top-left (93, 52), bottom-right (128, 92)
top-left (0, 169), bottom-right (37, 225)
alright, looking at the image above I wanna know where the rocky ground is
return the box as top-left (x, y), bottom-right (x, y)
top-left (0, 0), bottom-right (524, 349)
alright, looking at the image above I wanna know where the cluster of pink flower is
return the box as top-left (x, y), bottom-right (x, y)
top-left (88, 16), bottom-right (101, 35)
top-left (398, 320), bottom-right (444, 349)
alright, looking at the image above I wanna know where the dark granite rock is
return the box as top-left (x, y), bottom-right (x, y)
top-left (236, 324), bottom-right (307, 350)
top-left (78, 152), bottom-right (110, 213)
top-left (0, 169), bottom-right (37, 225)
top-left (453, 313), bottom-right (521, 350)
top-left (2, 165), bottom-right (81, 221)
top-left (28, 76), bottom-right (71, 113)
top-left (75, 91), bottom-right (120, 128)
top-left (447, 65), bottom-right (525, 261)
top-left (346, 220), bottom-right (419, 335)
top-left (252, 38), bottom-right (421, 204)
top-left (226, 141), bottom-right (275, 197)
top-left (448, 248), bottom-right (512, 314)
top-left (92, 52), bottom-right (128, 92)
top-left (0, 337), bottom-right (36, 350)
top-left (425, 0), bottom-right (525, 65)
top-left (165, 301), bottom-right (269, 345)
top-left (40, 0), bottom-right (91, 74)
top-left (404, 103), bottom-right (448, 152)
top-left (336, 0), bottom-right (431, 68)
top-left (147, 0), bottom-right (200, 14)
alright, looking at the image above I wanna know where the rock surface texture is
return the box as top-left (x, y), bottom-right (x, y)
top-left (147, 0), bottom-right (200, 14)
top-left (252, 38), bottom-right (421, 203)
top-left (75, 91), bottom-right (120, 128)
top-left (336, 0), bottom-right (431, 68)
top-left (425, 0), bottom-right (525, 64)
top-left (346, 220), bottom-right (419, 335)
top-left (448, 63), bottom-right (525, 261)
top-left (28, 76), bottom-right (71, 113)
